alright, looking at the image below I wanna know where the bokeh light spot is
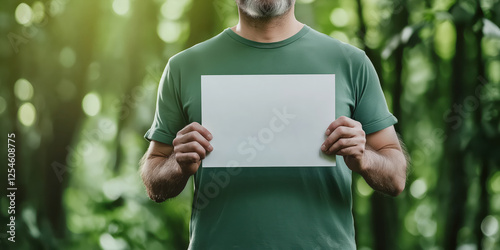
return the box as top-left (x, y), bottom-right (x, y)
top-left (410, 179), bottom-right (427, 199)
top-left (22, 206), bottom-right (41, 238)
top-left (157, 20), bottom-right (182, 43)
top-left (99, 233), bottom-right (128, 250)
top-left (18, 102), bottom-right (36, 126)
top-left (112, 0), bottom-right (129, 16)
top-left (60, 47), bottom-right (76, 68)
top-left (330, 8), bottom-right (349, 27)
top-left (357, 177), bottom-right (373, 197)
top-left (488, 60), bottom-right (500, 83)
top-left (161, 0), bottom-right (185, 20)
top-left (82, 92), bottom-right (101, 117)
top-left (489, 171), bottom-right (500, 194)
top-left (481, 215), bottom-right (499, 237)
top-left (14, 78), bottom-right (34, 101)
top-left (31, 1), bottom-right (46, 23)
top-left (15, 3), bottom-right (33, 26)
top-left (405, 210), bottom-right (419, 235)
top-left (103, 179), bottom-right (123, 201)
top-left (434, 21), bottom-right (456, 60)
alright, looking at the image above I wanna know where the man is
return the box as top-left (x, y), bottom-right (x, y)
top-left (140, 0), bottom-right (407, 249)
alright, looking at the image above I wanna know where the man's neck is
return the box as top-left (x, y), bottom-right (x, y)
top-left (231, 6), bottom-right (304, 43)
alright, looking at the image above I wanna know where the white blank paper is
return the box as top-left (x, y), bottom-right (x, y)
top-left (201, 74), bottom-right (336, 167)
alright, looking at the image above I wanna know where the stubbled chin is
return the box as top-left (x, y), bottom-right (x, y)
top-left (240, 0), bottom-right (291, 19)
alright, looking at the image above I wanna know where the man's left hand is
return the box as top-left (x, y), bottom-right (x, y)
top-left (321, 116), bottom-right (367, 173)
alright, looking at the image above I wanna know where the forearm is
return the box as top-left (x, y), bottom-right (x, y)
top-left (140, 155), bottom-right (190, 202)
top-left (359, 147), bottom-right (407, 196)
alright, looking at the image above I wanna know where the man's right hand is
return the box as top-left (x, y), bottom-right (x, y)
top-left (172, 122), bottom-right (213, 176)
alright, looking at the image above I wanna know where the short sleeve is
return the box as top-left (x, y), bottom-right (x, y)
top-left (144, 60), bottom-right (187, 145)
top-left (352, 53), bottom-right (397, 134)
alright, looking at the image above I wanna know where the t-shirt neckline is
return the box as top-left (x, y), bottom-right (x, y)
top-left (224, 25), bottom-right (310, 49)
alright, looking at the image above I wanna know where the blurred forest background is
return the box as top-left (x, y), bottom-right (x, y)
top-left (1, 0), bottom-right (500, 249)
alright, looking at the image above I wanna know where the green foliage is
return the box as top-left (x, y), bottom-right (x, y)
top-left (0, 0), bottom-right (499, 249)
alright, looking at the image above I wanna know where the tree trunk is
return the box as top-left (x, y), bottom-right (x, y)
top-left (42, 0), bottom-right (101, 239)
top-left (472, 2), bottom-right (488, 248)
top-left (443, 20), bottom-right (467, 250)
top-left (356, 0), bottom-right (407, 249)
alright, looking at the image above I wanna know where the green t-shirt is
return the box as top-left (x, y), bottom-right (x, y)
top-left (145, 25), bottom-right (397, 249)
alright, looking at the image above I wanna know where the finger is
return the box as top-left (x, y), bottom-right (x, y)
top-left (326, 116), bottom-right (361, 136)
top-left (174, 141), bottom-right (208, 159)
top-left (336, 146), bottom-right (364, 158)
top-left (322, 126), bottom-right (359, 151)
top-left (178, 122), bottom-right (213, 141)
top-left (325, 137), bottom-right (365, 155)
top-left (175, 152), bottom-right (201, 165)
top-left (173, 131), bottom-right (213, 152)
